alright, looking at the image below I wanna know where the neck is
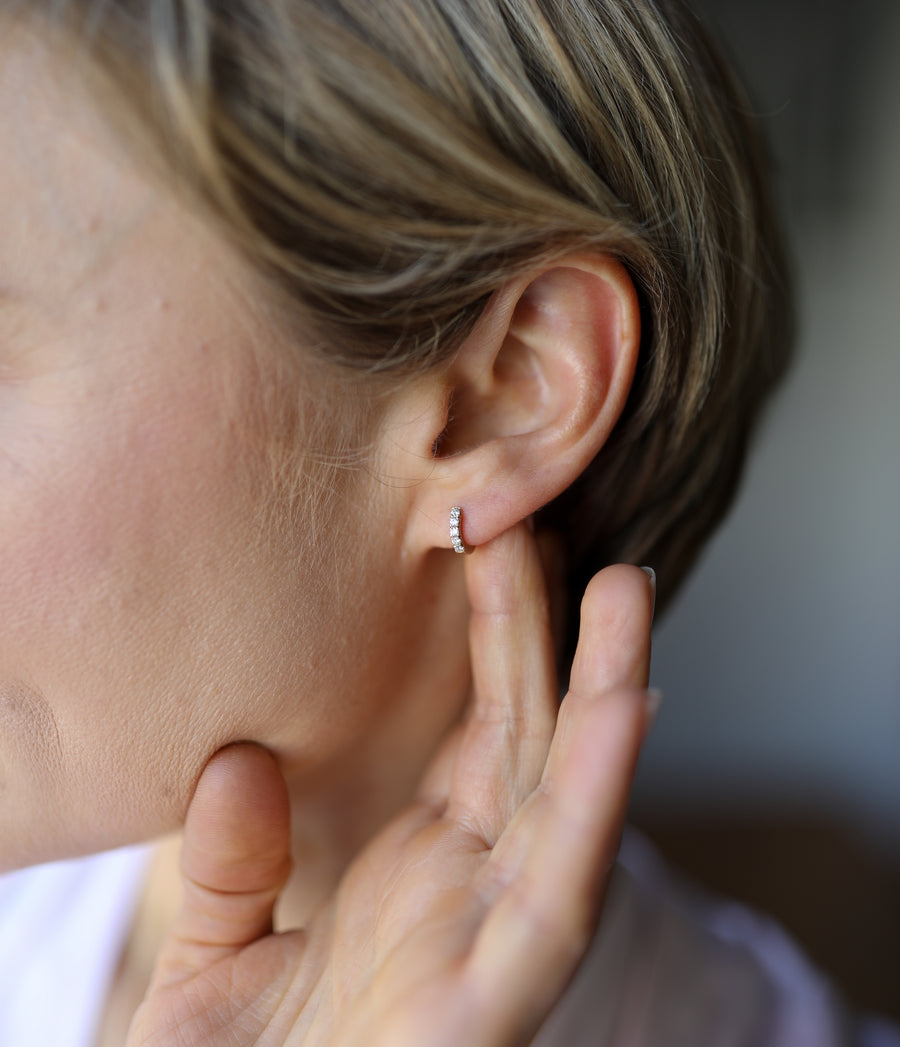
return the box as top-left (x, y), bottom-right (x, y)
top-left (278, 651), bottom-right (471, 924)
top-left (100, 552), bottom-right (472, 1044)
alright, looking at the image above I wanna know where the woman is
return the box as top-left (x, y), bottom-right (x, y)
top-left (4, 1), bottom-right (880, 1045)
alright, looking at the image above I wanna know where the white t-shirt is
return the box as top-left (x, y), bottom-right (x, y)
top-left (537, 831), bottom-right (899, 1047)
top-left (0, 832), bottom-right (896, 1047)
top-left (0, 845), bottom-right (149, 1047)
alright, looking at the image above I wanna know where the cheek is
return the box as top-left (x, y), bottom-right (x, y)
top-left (0, 354), bottom-right (262, 865)
top-left (2, 371), bottom-right (225, 655)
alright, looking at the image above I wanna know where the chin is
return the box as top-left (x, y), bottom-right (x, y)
top-left (0, 801), bottom-right (176, 874)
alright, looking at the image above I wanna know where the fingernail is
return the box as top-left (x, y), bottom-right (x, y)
top-left (645, 687), bottom-right (664, 724)
top-left (640, 566), bottom-right (657, 622)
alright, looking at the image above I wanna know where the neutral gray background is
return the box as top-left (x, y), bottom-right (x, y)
top-left (632, 0), bottom-right (900, 854)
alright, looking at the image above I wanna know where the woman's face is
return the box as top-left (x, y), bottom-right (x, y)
top-left (0, 33), bottom-right (426, 870)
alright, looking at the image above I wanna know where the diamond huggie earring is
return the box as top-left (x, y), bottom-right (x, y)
top-left (450, 506), bottom-right (465, 553)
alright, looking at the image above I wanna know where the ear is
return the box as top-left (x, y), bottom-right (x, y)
top-left (393, 255), bottom-right (640, 553)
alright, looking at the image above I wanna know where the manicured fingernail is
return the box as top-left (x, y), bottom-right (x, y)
top-left (645, 687), bottom-right (664, 724)
top-left (640, 566), bottom-right (657, 622)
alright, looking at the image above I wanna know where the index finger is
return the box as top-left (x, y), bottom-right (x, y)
top-left (443, 522), bottom-right (559, 842)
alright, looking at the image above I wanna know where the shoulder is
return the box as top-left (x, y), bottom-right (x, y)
top-left (534, 829), bottom-right (898, 1047)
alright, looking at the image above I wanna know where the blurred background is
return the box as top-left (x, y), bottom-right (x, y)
top-left (631, 0), bottom-right (900, 1022)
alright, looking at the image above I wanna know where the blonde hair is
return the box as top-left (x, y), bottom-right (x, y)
top-left (23, 0), bottom-right (792, 646)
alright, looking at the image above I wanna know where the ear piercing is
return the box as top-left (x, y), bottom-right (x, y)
top-left (450, 506), bottom-right (465, 553)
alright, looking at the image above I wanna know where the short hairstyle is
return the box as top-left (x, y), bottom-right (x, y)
top-left (21, 0), bottom-right (792, 657)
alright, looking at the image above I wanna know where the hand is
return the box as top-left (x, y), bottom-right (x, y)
top-left (128, 523), bottom-right (656, 1047)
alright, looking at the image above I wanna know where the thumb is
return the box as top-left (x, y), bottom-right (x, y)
top-left (150, 743), bottom-right (293, 991)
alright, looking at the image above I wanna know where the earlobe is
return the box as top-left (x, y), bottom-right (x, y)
top-left (402, 254), bottom-right (640, 553)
